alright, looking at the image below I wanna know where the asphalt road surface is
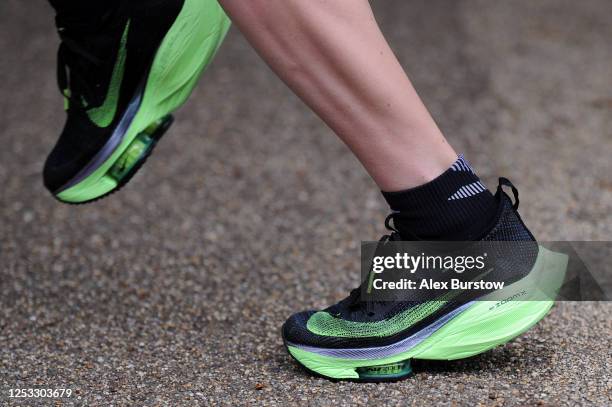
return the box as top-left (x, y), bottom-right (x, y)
top-left (1, 0), bottom-right (610, 405)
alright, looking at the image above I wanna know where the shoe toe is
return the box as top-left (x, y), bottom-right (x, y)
top-left (282, 310), bottom-right (318, 345)
top-left (43, 143), bottom-right (93, 193)
top-left (43, 149), bottom-right (73, 193)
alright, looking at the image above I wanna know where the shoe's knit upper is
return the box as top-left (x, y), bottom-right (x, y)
top-left (283, 182), bottom-right (537, 349)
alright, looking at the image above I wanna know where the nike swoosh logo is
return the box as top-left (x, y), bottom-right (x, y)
top-left (87, 20), bottom-right (131, 128)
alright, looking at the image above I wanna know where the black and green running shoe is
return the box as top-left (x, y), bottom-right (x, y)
top-left (43, 0), bottom-right (230, 204)
top-left (282, 179), bottom-right (568, 381)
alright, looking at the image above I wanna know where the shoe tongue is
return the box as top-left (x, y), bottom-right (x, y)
top-left (55, 0), bottom-right (119, 29)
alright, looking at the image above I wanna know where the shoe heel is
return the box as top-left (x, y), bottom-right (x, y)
top-left (411, 247), bottom-right (568, 361)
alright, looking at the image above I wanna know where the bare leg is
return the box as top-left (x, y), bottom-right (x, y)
top-left (218, 0), bottom-right (457, 191)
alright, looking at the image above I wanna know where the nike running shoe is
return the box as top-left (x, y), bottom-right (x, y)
top-left (44, 0), bottom-right (230, 203)
top-left (282, 179), bottom-right (568, 381)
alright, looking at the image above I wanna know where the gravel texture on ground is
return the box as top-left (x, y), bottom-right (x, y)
top-left (0, 0), bottom-right (610, 405)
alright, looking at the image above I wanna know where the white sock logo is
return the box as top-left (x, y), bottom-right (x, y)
top-left (448, 155), bottom-right (486, 200)
top-left (448, 181), bottom-right (487, 200)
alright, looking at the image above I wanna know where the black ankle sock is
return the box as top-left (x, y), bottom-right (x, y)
top-left (382, 155), bottom-right (498, 240)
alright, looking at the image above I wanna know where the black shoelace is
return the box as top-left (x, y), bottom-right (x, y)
top-left (346, 213), bottom-right (417, 315)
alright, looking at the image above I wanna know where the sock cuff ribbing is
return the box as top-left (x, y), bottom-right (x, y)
top-left (382, 155), bottom-right (497, 240)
